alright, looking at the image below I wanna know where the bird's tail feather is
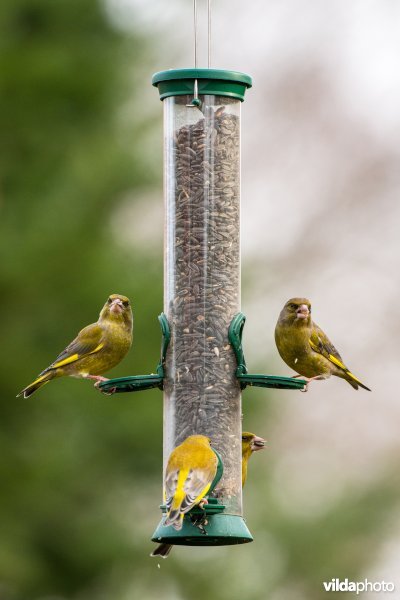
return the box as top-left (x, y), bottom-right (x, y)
top-left (164, 509), bottom-right (183, 530)
top-left (150, 543), bottom-right (173, 558)
top-left (345, 371), bottom-right (371, 392)
top-left (17, 370), bottom-right (56, 398)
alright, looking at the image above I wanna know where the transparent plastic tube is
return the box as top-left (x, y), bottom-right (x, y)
top-left (163, 95), bottom-right (242, 515)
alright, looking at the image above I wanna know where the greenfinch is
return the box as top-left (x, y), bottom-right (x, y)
top-left (163, 435), bottom-right (218, 530)
top-left (151, 431), bottom-right (266, 558)
top-left (18, 294), bottom-right (133, 398)
top-left (241, 431), bottom-right (266, 487)
top-left (275, 298), bottom-right (370, 391)
top-left (150, 435), bottom-right (218, 559)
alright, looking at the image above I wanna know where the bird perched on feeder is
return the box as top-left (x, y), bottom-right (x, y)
top-left (150, 434), bottom-right (218, 559)
top-left (241, 431), bottom-right (266, 486)
top-left (151, 431), bottom-right (266, 558)
top-left (17, 294), bottom-right (133, 398)
top-left (275, 297), bottom-right (370, 392)
top-left (163, 435), bottom-right (217, 530)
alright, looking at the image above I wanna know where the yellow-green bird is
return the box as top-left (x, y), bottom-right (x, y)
top-left (275, 297), bottom-right (370, 391)
top-left (164, 435), bottom-right (218, 530)
top-left (18, 294), bottom-right (133, 398)
top-left (151, 431), bottom-right (266, 558)
top-left (151, 434), bottom-right (218, 559)
top-left (241, 431), bottom-right (266, 487)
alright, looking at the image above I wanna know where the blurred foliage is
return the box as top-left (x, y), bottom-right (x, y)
top-left (0, 0), bottom-right (163, 597)
top-left (1, 1), bottom-right (399, 600)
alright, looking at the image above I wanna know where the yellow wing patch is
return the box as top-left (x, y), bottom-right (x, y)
top-left (29, 374), bottom-right (50, 387)
top-left (52, 343), bottom-right (104, 369)
top-left (344, 370), bottom-right (365, 386)
top-left (326, 353), bottom-right (347, 371)
top-left (193, 482), bottom-right (211, 506)
top-left (52, 353), bottom-right (80, 368)
top-left (310, 338), bottom-right (369, 389)
top-left (309, 339), bottom-right (347, 370)
top-left (170, 469), bottom-right (188, 509)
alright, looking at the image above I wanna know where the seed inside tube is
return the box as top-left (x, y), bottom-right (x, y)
top-left (164, 96), bottom-right (242, 515)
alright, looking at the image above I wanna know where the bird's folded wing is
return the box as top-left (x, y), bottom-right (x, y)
top-left (42, 324), bottom-right (105, 372)
top-left (165, 466), bottom-right (215, 513)
top-left (180, 467), bottom-right (214, 512)
top-left (309, 325), bottom-right (347, 370)
top-left (164, 468), bottom-right (180, 510)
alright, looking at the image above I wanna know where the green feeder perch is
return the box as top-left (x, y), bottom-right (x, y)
top-left (228, 313), bottom-right (307, 391)
top-left (98, 313), bottom-right (170, 394)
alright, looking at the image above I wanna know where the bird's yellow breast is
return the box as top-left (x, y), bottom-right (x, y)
top-left (275, 322), bottom-right (332, 377)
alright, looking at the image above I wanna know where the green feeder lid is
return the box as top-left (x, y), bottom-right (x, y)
top-left (152, 68), bottom-right (252, 102)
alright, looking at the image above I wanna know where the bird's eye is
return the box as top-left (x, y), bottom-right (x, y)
top-left (107, 298), bottom-right (112, 304)
top-left (123, 300), bottom-right (129, 307)
top-left (289, 303), bottom-right (297, 310)
top-left (309, 306), bottom-right (312, 313)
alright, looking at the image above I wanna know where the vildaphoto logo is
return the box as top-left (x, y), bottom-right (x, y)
top-left (323, 579), bottom-right (395, 594)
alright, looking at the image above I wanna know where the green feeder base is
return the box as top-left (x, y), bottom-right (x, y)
top-left (152, 511), bottom-right (253, 547)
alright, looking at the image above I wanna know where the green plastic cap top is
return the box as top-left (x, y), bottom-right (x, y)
top-left (152, 68), bottom-right (252, 102)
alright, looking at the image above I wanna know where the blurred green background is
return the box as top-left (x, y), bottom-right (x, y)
top-left (1, 1), bottom-right (399, 599)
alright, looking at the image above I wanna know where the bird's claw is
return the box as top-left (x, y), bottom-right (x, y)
top-left (298, 375), bottom-right (326, 392)
top-left (190, 512), bottom-right (208, 534)
top-left (291, 374), bottom-right (309, 392)
top-left (86, 374), bottom-right (109, 383)
top-left (91, 376), bottom-right (115, 395)
top-left (94, 380), bottom-right (116, 395)
top-left (98, 385), bottom-right (117, 396)
top-left (198, 498), bottom-right (209, 511)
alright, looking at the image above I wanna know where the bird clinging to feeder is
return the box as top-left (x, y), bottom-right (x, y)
top-left (162, 435), bottom-right (218, 532)
top-left (275, 298), bottom-right (371, 392)
top-left (151, 431), bottom-right (267, 558)
top-left (18, 294), bottom-right (133, 398)
top-left (241, 431), bottom-right (266, 487)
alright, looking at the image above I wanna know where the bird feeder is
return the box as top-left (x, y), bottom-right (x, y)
top-left (99, 3), bottom-right (306, 549)
top-left (150, 68), bottom-right (252, 545)
top-left (99, 69), bottom-right (306, 545)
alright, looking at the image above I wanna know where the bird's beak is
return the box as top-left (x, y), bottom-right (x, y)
top-left (251, 435), bottom-right (266, 452)
top-left (110, 298), bottom-right (124, 314)
top-left (296, 304), bottom-right (310, 319)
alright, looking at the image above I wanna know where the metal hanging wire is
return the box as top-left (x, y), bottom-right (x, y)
top-left (193, 0), bottom-right (199, 103)
top-left (208, 0), bottom-right (211, 69)
top-left (192, 0), bottom-right (212, 69)
top-left (187, 0), bottom-right (212, 107)
top-left (194, 0), bottom-right (198, 69)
